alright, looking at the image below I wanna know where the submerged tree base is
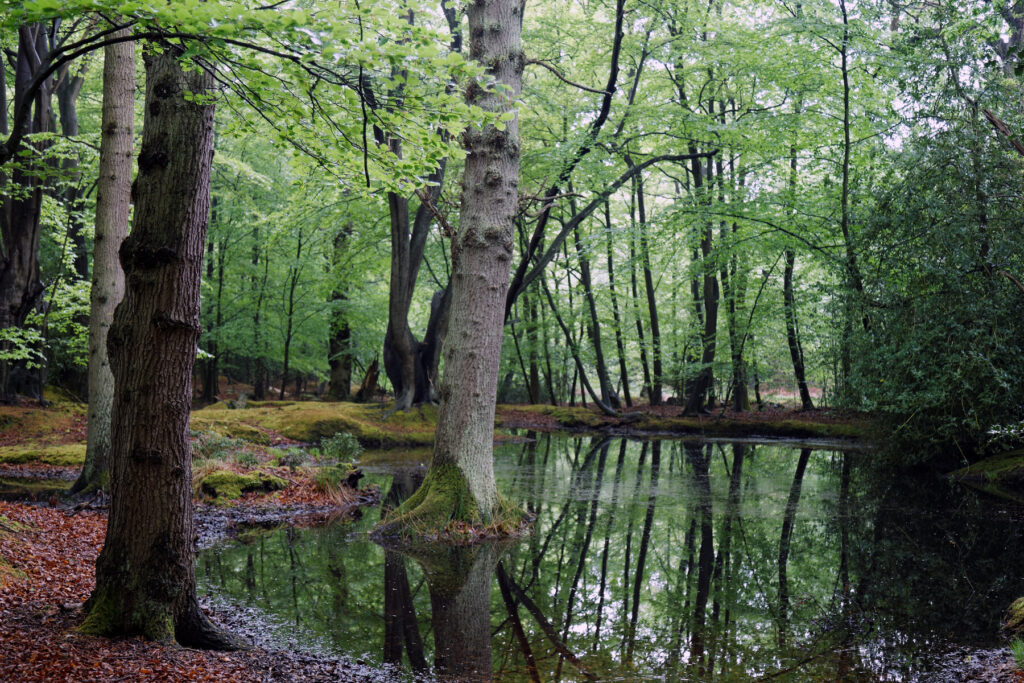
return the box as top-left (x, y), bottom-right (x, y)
top-left (374, 464), bottom-right (530, 542)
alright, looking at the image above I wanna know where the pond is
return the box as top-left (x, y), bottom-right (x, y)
top-left (197, 434), bottom-right (1024, 681)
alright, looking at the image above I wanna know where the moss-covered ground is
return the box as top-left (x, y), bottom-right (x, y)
top-left (949, 449), bottom-right (1024, 503)
top-left (496, 403), bottom-right (868, 440)
top-left (193, 401), bottom-right (440, 447)
top-left (0, 444), bottom-right (86, 466)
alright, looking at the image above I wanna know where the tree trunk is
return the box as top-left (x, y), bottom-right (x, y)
top-left (0, 25), bottom-right (53, 402)
top-left (628, 159), bottom-right (662, 405)
top-left (683, 152), bottom-right (719, 415)
top-left (328, 226), bottom-right (353, 400)
top-left (377, 9), bottom-right (459, 412)
top-left (71, 29), bottom-right (133, 496)
top-left (81, 46), bottom-right (241, 650)
top-left (605, 199), bottom-right (632, 407)
top-left (783, 250), bottom-right (814, 411)
top-left (570, 204), bottom-right (619, 409)
top-left (385, 0), bottom-right (523, 528)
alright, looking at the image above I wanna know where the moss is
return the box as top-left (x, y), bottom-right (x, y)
top-left (377, 464), bottom-right (482, 535)
top-left (42, 386), bottom-right (82, 403)
top-left (189, 417), bottom-right (270, 445)
top-left (628, 415), bottom-right (865, 440)
top-left (499, 404), bottom-right (604, 428)
top-left (1005, 597), bottom-right (1024, 635)
top-left (950, 450), bottom-right (1024, 502)
top-left (196, 469), bottom-right (286, 504)
top-left (375, 465), bottom-right (530, 541)
top-left (0, 402), bottom-right (86, 447)
top-left (0, 444), bottom-right (86, 466)
top-left (193, 402), bottom-right (440, 448)
top-left (80, 586), bottom-right (175, 642)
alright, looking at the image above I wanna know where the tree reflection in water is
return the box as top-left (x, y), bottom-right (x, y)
top-left (197, 434), bottom-right (1024, 681)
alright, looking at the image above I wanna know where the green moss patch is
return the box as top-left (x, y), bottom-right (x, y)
top-left (1005, 597), bottom-right (1024, 635)
top-left (0, 444), bottom-right (86, 466)
top-left (496, 404), bottom-right (605, 429)
top-left (192, 402), bottom-right (439, 448)
top-left (630, 415), bottom-right (866, 440)
top-left (195, 468), bottom-right (286, 504)
top-left (0, 402), bottom-right (86, 447)
top-left (949, 450), bottom-right (1024, 502)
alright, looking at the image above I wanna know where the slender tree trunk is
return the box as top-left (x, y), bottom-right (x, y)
top-left (631, 161), bottom-right (662, 405)
top-left (570, 201), bottom-right (619, 408)
top-left (251, 226), bottom-right (268, 400)
top-left (81, 46), bottom-right (241, 649)
top-left (71, 29), bottom-right (133, 496)
top-left (328, 225), bottom-right (353, 400)
top-left (385, 0), bottom-right (523, 527)
top-left (604, 200), bottom-right (632, 406)
top-left (683, 152), bottom-right (719, 415)
top-left (201, 236), bottom-right (218, 401)
top-left (629, 210), bottom-right (653, 403)
top-left (279, 232), bottom-right (302, 400)
top-left (783, 250), bottom-right (814, 411)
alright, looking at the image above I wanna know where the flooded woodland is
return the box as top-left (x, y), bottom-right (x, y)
top-left (199, 434), bottom-right (1024, 681)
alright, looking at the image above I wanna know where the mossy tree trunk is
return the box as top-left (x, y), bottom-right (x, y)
top-left (388, 0), bottom-right (523, 529)
top-left (72, 30), bottom-right (134, 496)
top-left (81, 45), bottom-right (240, 649)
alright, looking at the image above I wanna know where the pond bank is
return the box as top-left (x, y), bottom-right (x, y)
top-left (0, 491), bottom-right (396, 682)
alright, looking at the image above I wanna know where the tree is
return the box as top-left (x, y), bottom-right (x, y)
top-left (81, 43), bottom-right (240, 648)
top-left (0, 24), bottom-right (55, 401)
top-left (384, 0), bottom-right (524, 529)
top-left (71, 28), bottom-right (133, 495)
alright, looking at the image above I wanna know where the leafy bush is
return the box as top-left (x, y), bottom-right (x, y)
top-left (850, 128), bottom-right (1024, 461)
top-left (191, 432), bottom-right (246, 461)
top-left (314, 432), bottom-right (363, 462)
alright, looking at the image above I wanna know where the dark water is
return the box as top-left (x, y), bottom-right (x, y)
top-left (197, 435), bottom-right (1024, 681)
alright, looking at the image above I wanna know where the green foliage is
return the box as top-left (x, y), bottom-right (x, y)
top-left (0, 327), bottom-right (45, 369)
top-left (1010, 639), bottom-right (1024, 670)
top-left (315, 432), bottom-right (364, 462)
top-left (31, 280), bottom-right (90, 374)
top-left (190, 432), bottom-right (246, 461)
top-left (849, 122), bottom-right (1024, 457)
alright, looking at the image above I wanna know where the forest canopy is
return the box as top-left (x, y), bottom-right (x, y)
top-left (2, 0), bottom-right (1024, 459)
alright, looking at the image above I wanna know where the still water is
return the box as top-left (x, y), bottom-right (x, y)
top-left (197, 435), bottom-right (1024, 680)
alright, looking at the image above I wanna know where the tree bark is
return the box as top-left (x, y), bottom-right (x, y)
top-left (604, 200), bottom-right (632, 407)
top-left (783, 250), bottom-right (814, 411)
top-left (386, 0), bottom-right (523, 527)
top-left (71, 29), bottom-right (133, 496)
top-left (328, 226), bottom-right (353, 401)
top-left (0, 25), bottom-right (53, 401)
top-left (81, 46), bottom-right (241, 649)
top-left (683, 152), bottom-right (719, 415)
top-left (570, 204), bottom-right (619, 408)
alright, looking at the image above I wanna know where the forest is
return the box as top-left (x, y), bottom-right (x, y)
top-left (1, 0), bottom-right (1024, 680)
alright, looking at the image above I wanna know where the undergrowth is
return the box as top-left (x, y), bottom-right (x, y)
top-left (1011, 638), bottom-right (1024, 670)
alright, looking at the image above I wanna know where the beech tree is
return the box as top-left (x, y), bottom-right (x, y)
top-left (71, 29), bottom-right (134, 495)
top-left (81, 43), bottom-right (239, 647)
top-left (384, 0), bottom-right (524, 528)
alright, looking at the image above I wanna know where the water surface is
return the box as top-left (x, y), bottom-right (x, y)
top-left (198, 435), bottom-right (1024, 680)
